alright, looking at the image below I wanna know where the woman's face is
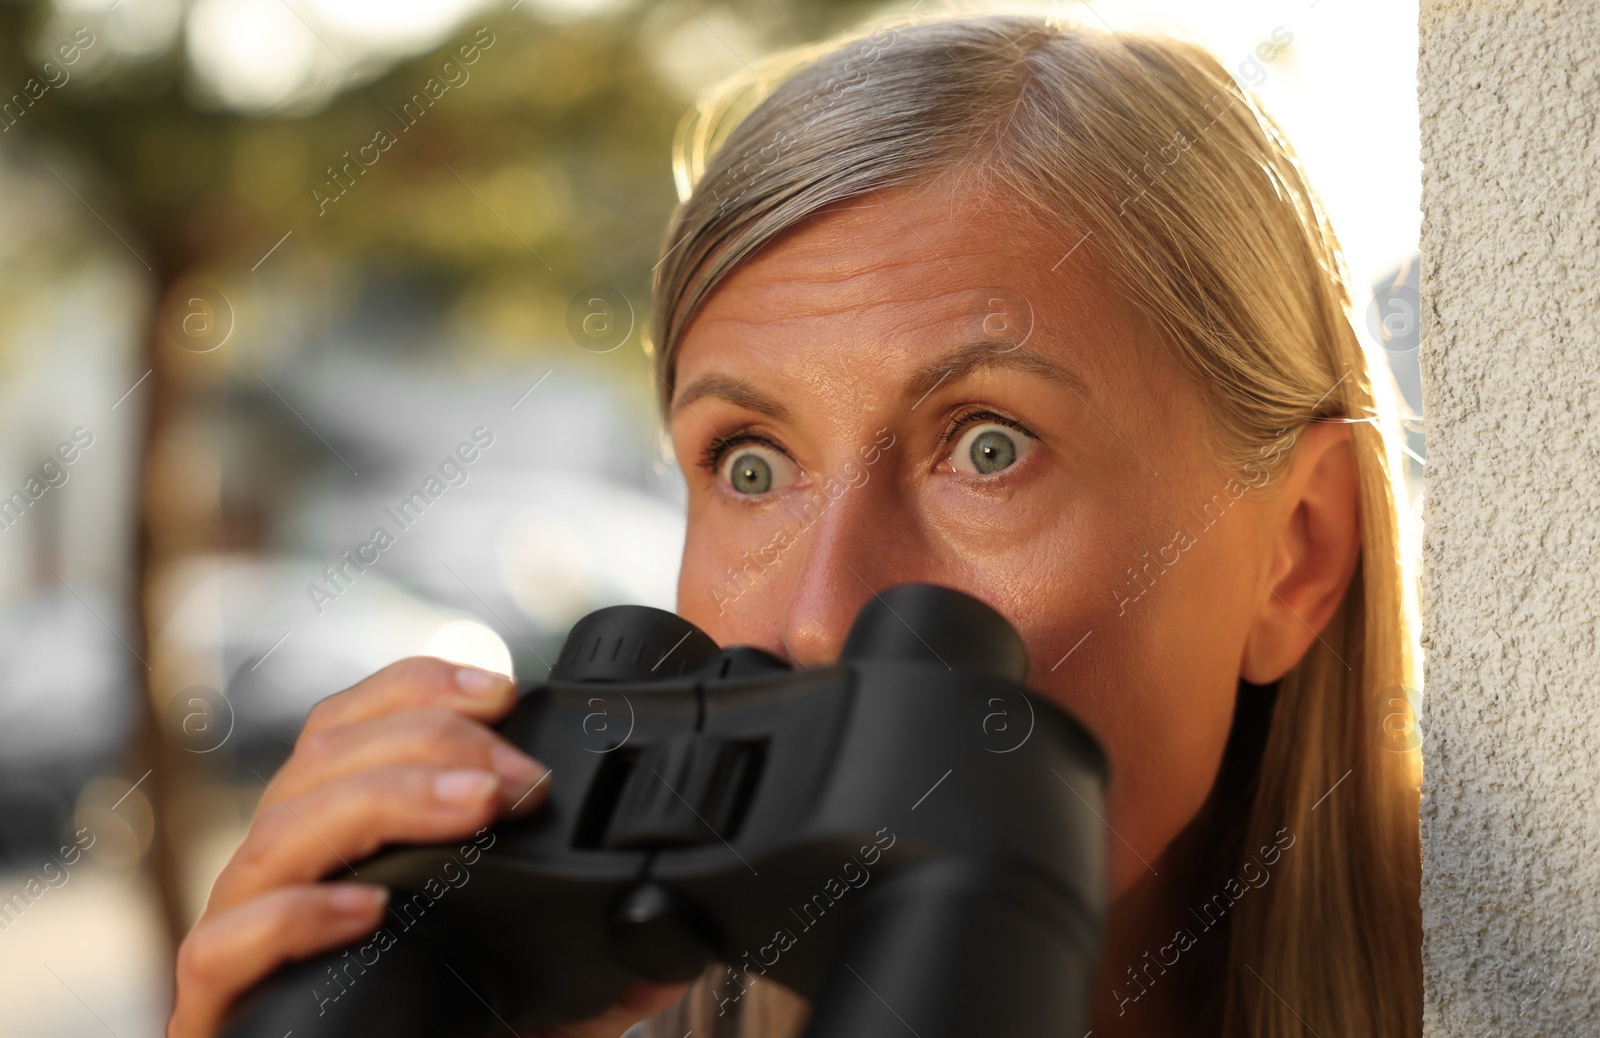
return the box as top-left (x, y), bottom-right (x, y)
top-left (666, 181), bottom-right (1277, 898)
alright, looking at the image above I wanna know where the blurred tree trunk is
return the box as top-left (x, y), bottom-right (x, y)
top-left (133, 260), bottom-right (193, 964)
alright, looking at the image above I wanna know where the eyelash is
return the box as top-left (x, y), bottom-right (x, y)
top-left (938, 408), bottom-right (1037, 450)
top-left (696, 410), bottom-right (1038, 478)
top-left (697, 432), bottom-right (784, 476)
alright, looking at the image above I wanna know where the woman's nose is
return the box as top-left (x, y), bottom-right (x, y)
top-left (777, 479), bottom-right (931, 669)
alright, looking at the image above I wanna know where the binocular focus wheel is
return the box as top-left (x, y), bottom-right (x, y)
top-left (551, 605), bottom-right (721, 682)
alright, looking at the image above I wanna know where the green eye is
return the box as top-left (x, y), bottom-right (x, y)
top-left (729, 451), bottom-right (772, 494)
top-left (717, 441), bottom-right (798, 496)
top-left (969, 429), bottom-right (1017, 473)
top-left (950, 421), bottom-right (1033, 476)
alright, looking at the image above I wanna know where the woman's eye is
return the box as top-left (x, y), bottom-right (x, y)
top-left (948, 421), bottom-right (1034, 476)
top-left (718, 442), bottom-right (799, 495)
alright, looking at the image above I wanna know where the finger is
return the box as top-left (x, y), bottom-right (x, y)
top-left (210, 767), bottom-right (507, 914)
top-left (543, 980), bottom-right (695, 1038)
top-left (299, 657), bottom-right (517, 738)
top-left (270, 709), bottom-right (547, 816)
top-left (169, 883), bottom-right (388, 1038)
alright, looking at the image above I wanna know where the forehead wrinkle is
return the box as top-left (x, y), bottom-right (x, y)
top-left (725, 221), bottom-right (999, 301)
top-left (701, 263), bottom-right (1003, 336)
top-left (675, 192), bottom-right (1083, 422)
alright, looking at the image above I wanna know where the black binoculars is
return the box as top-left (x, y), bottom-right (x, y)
top-left (221, 583), bottom-right (1108, 1037)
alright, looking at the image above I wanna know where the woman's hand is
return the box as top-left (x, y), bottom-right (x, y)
top-left (167, 656), bottom-right (691, 1038)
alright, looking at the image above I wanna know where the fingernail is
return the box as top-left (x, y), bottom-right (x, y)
top-left (491, 744), bottom-right (549, 808)
top-left (329, 884), bottom-right (387, 914)
top-left (434, 769), bottom-right (498, 804)
top-left (455, 666), bottom-right (508, 698)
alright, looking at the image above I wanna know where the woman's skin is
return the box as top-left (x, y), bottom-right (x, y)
top-left (169, 179), bottom-right (1360, 1038)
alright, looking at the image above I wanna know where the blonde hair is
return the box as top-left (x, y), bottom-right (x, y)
top-left (644, 12), bottom-right (1422, 1037)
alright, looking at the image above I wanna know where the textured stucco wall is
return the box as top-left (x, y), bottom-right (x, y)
top-left (1419, 1), bottom-right (1600, 1033)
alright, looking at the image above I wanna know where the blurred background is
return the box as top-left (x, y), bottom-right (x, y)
top-left (0, 0), bottom-right (1423, 1032)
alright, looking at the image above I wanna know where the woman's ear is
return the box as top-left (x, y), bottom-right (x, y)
top-left (1239, 421), bottom-right (1362, 684)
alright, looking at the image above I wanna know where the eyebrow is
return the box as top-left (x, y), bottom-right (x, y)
top-left (669, 338), bottom-right (1088, 422)
top-left (670, 373), bottom-right (793, 423)
top-left (904, 339), bottom-right (1091, 408)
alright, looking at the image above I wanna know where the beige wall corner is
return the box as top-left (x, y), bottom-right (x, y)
top-left (1419, 0), bottom-right (1600, 1033)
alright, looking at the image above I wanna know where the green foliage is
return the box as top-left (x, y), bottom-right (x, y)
top-left (0, 0), bottom-right (881, 303)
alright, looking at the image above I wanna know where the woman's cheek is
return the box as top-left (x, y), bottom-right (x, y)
top-left (1081, 609), bottom-right (1241, 896)
top-left (1046, 667), bottom-right (1200, 897)
top-left (919, 471), bottom-right (1062, 563)
top-left (678, 506), bottom-right (742, 615)
top-left (678, 489), bottom-right (811, 631)
top-left (1020, 526), bottom-right (1238, 898)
